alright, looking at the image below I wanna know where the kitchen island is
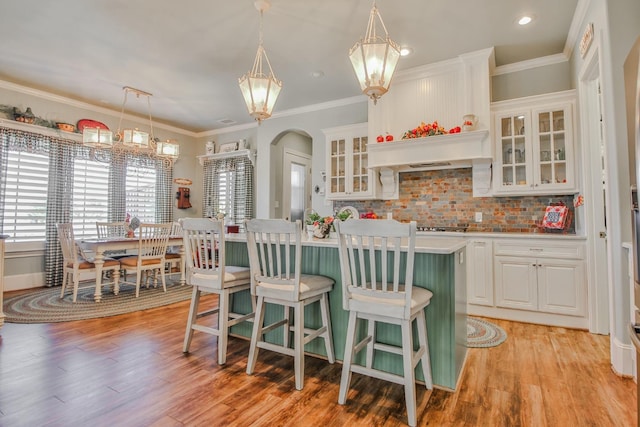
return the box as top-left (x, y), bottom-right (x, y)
top-left (223, 233), bottom-right (468, 391)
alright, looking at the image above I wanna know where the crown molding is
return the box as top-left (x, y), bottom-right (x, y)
top-left (492, 53), bottom-right (568, 76)
top-left (0, 79), bottom-right (197, 138)
top-left (200, 95), bottom-right (367, 137)
top-left (564, 0), bottom-right (590, 60)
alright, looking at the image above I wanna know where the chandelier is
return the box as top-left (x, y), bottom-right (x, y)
top-left (348, 1), bottom-right (400, 104)
top-left (238, 0), bottom-right (282, 124)
top-left (82, 86), bottom-right (179, 162)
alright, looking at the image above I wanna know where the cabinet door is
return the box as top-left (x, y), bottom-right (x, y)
top-left (537, 258), bottom-right (585, 317)
top-left (328, 137), bottom-right (348, 197)
top-left (350, 134), bottom-right (370, 196)
top-left (467, 239), bottom-right (494, 306)
top-left (532, 104), bottom-right (574, 191)
top-left (494, 112), bottom-right (532, 192)
top-left (495, 256), bottom-right (537, 310)
top-left (325, 123), bottom-right (376, 200)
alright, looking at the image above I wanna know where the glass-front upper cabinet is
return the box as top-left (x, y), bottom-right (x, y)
top-left (492, 91), bottom-right (576, 196)
top-left (324, 123), bottom-right (377, 200)
top-left (534, 106), bottom-right (571, 189)
top-left (498, 112), bottom-right (530, 188)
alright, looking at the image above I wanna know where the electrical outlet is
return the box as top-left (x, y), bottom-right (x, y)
top-left (474, 212), bottom-right (483, 223)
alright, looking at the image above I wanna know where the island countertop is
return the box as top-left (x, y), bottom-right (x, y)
top-left (225, 232), bottom-right (467, 254)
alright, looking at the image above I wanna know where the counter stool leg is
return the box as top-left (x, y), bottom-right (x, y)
top-left (294, 301), bottom-right (304, 390)
top-left (247, 295), bottom-right (266, 375)
top-left (338, 310), bottom-right (358, 404)
top-left (183, 287), bottom-right (200, 353)
top-left (401, 319), bottom-right (417, 427)
top-left (416, 310), bottom-right (433, 389)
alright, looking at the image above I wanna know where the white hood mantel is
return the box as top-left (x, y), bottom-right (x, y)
top-left (368, 129), bottom-right (491, 170)
top-left (368, 129), bottom-right (493, 199)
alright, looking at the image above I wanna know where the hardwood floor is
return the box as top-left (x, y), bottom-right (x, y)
top-left (0, 291), bottom-right (636, 426)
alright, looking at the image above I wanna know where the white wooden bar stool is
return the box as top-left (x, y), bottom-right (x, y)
top-left (180, 218), bottom-right (254, 365)
top-left (334, 219), bottom-right (433, 427)
top-left (245, 218), bottom-right (335, 390)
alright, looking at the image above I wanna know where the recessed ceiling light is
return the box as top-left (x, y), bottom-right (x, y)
top-left (310, 70), bottom-right (325, 79)
top-left (518, 15), bottom-right (533, 25)
top-left (400, 47), bottom-right (413, 57)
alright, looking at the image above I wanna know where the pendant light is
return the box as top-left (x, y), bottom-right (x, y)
top-left (348, 1), bottom-right (400, 104)
top-left (238, 0), bottom-right (282, 123)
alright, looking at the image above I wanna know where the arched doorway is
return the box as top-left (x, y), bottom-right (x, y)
top-left (270, 130), bottom-right (313, 220)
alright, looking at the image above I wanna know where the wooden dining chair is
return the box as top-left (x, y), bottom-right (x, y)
top-left (119, 223), bottom-right (172, 297)
top-left (165, 221), bottom-right (184, 280)
top-left (96, 221), bottom-right (128, 239)
top-left (245, 218), bottom-right (335, 390)
top-left (334, 219), bottom-right (433, 427)
top-left (180, 218), bottom-right (254, 364)
top-left (56, 223), bottom-right (121, 302)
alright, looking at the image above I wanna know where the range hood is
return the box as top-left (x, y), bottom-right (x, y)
top-left (368, 129), bottom-right (491, 170)
top-left (368, 129), bottom-right (493, 199)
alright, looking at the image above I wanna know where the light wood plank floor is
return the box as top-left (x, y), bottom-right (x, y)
top-left (0, 290), bottom-right (636, 426)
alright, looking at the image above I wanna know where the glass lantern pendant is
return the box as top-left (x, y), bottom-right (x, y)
top-left (349, 2), bottom-right (400, 104)
top-left (238, 0), bottom-right (282, 124)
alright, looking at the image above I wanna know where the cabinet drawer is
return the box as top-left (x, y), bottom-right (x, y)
top-left (494, 240), bottom-right (584, 259)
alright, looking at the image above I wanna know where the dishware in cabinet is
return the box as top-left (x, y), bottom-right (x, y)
top-left (323, 123), bottom-right (379, 200)
top-left (492, 90), bottom-right (577, 195)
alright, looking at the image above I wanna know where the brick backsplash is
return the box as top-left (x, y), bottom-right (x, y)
top-left (334, 169), bottom-right (575, 233)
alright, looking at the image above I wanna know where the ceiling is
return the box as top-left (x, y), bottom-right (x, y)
top-left (0, 0), bottom-right (579, 133)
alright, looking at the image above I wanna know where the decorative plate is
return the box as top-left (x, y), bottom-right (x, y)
top-left (338, 206), bottom-right (359, 220)
top-left (77, 119), bottom-right (109, 131)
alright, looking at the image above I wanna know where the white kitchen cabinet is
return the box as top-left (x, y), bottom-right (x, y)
top-left (466, 239), bottom-right (494, 306)
top-left (494, 240), bottom-right (585, 317)
top-left (492, 90), bottom-right (577, 196)
top-left (323, 123), bottom-right (378, 200)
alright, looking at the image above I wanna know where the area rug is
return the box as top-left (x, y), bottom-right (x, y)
top-left (3, 281), bottom-right (192, 324)
top-left (467, 317), bottom-right (507, 348)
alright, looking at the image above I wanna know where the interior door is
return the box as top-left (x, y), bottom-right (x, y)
top-left (283, 149), bottom-right (312, 222)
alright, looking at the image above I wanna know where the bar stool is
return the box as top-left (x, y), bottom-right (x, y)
top-left (334, 219), bottom-right (433, 427)
top-left (180, 218), bottom-right (254, 364)
top-left (245, 218), bottom-right (335, 390)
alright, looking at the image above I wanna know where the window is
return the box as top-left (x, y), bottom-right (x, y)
top-left (126, 163), bottom-right (157, 223)
top-left (217, 169), bottom-right (234, 218)
top-left (2, 150), bottom-right (49, 242)
top-left (72, 158), bottom-right (110, 239)
top-left (203, 155), bottom-right (254, 229)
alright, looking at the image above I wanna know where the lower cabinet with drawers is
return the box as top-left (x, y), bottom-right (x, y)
top-left (466, 236), bottom-right (588, 329)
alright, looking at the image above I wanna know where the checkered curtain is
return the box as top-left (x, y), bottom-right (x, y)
top-left (0, 126), bottom-right (174, 287)
top-left (202, 155), bottom-right (254, 228)
top-left (44, 141), bottom-right (76, 287)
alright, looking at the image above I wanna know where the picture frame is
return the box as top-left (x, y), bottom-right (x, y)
top-left (217, 141), bottom-right (238, 153)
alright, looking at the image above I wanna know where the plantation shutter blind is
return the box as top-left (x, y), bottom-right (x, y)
top-left (202, 154), bottom-right (254, 230)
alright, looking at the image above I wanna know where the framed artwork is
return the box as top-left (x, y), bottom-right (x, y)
top-left (218, 142), bottom-right (238, 153)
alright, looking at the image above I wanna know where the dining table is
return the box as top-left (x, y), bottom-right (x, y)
top-left (79, 235), bottom-right (185, 302)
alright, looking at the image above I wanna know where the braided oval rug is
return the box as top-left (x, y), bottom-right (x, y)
top-left (467, 317), bottom-right (507, 348)
top-left (3, 281), bottom-right (192, 324)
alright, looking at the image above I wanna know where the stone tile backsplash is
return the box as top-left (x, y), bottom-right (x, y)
top-left (334, 169), bottom-right (576, 233)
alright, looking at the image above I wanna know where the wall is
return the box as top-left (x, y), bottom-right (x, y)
top-left (492, 61), bottom-right (573, 101)
top-left (334, 169), bottom-right (575, 233)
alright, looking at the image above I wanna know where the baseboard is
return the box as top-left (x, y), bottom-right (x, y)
top-left (610, 335), bottom-right (635, 378)
top-left (468, 304), bottom-right (589, 329)
top-left (4, 273), bottom-right (46, 292)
